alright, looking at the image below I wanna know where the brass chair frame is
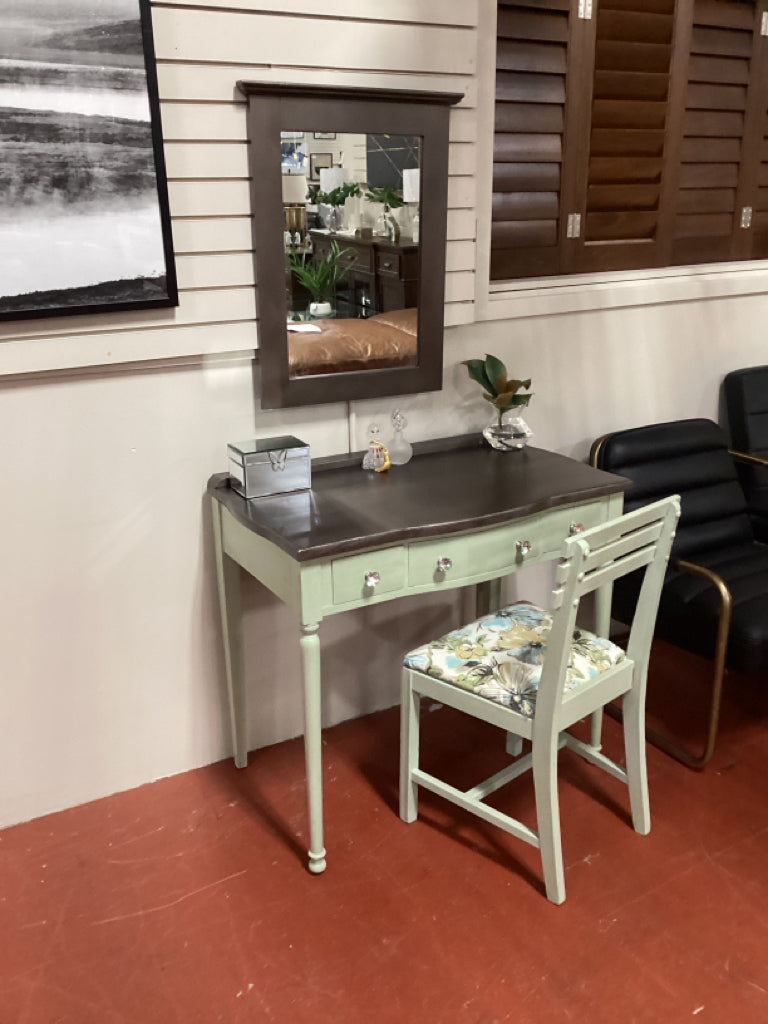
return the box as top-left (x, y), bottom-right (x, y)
top-left (589, 434), bottom-right (752, 770)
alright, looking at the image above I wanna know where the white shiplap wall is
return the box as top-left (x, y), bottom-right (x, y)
top-left (0, 0), bottom-right (479, 377)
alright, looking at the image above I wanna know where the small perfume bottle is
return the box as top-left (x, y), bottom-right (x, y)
top-left (361, 423), bottom-right (391, 472)
top-left (388, 409), bottom-right (413, 465)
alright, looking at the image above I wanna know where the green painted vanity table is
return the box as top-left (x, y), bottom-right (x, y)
top-left (208, 438), bottom-right (630, 874)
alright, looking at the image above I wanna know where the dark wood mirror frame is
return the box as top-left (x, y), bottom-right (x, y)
top-left (237, 82), bottom-right (462, 409)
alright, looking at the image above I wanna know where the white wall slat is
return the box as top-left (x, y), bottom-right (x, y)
top-left (0, 288), bottom-right (257, 345)
top-left (172, 216), bottom-right (254, 255)
top-left (151, 9), bottom-right (475, 76)
top-left (156, 63), bottom-right (476, 106)
top-left (155, 0), bottom-right (478, 27)
top-left (0, 322), bottom-right (256, 377)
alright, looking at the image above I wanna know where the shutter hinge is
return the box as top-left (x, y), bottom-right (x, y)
top-left (741, 206), bottom-right (753, 229)
top-left (762, 11), bottom-right (768, 35)
top-left (578, 0), bottom-right (593, 19)
top-left (567, 213), bottom-right (582, 239)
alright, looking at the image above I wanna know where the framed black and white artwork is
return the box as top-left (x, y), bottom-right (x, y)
top-left (0, 0), bottom-right (177, 322)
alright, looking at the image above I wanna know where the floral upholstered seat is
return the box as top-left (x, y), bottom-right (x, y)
top-left (403, 600), bottom-right (626, 718)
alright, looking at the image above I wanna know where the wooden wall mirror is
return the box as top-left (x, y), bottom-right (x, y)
top-left (238, 82), bottom-right (462, 409)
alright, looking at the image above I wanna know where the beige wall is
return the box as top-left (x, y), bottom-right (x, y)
top-left (1, 0), bottom-right (766, 828)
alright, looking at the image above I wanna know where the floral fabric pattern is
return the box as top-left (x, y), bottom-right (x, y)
top-left (403, 600), bottom-right (625, 717)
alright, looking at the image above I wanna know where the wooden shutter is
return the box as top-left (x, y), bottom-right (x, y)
top-left (667, 0), bottom-right (764, 265)
top-left (575, 0), bottom-right (677, 273)
top-left (490, 0), bottom-right (571, 280)
top-left (492, 0), bottom-right (768, 282)
top-left (746, 4), bottom-right (768, 259)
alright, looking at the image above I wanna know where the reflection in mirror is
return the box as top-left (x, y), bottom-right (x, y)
top-left (237, 83), bottom-right (462, 409)
top-left (281, 132), bottom-right (421, 379)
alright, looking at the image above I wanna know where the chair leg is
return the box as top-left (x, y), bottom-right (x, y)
top-left (399, 670), bottom-right (420, 823)
top-left (532, 734), bottom-right (565, 905)
top-left (505, 732), bottom-right (523, 757)
top-left (621, 683), bottom-right (650, 835)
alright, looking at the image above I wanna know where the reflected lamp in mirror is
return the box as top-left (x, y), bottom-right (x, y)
top-left (237, 82), bottom-right (462, 409)
top-left (282, 172), bottom-right (308, 241)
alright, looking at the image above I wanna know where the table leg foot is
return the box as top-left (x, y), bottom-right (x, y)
top-left (307, 848), bottom-right (327, 874)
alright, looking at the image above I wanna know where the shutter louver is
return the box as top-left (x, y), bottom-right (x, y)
top-left (490, 0), bottom-right (570, 280)
top-left (579, 1), bottom-right (676, 272)
top-left (670, 0), bottom-right (757, 265)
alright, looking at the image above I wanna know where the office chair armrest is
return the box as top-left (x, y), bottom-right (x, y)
top-left (730, 448), bottom-right (768, 468)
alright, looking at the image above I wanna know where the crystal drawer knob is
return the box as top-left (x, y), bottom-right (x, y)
top-left (516, 540), bottom-right (532, 559)
top-left (436, 557), bottom-right (453, 573)
top-left (364, 571), bottom-right (381, 588)
top-left (569, 522), bottom-right (585, 535)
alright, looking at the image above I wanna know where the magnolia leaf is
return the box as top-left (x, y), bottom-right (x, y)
top-left (463, 358), bottom-right (494, 394)
top-left (499, 393), bottom-right (533, 413)
top-left (484, 354), bottom-right (507, 397)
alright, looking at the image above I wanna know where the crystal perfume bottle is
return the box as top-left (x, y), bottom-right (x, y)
top-left (388, 409), bottom-right (413, 465)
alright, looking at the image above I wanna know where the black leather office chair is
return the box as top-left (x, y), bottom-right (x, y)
top-left (724, 365), bottom-right (768, 543)
top-left (590, 417), bottom-right (768, 768)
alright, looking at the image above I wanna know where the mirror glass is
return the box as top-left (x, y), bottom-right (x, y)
top-left (238, 83), bottom-right (461, 409)
top-left (281, 131), bottom-right (421, 380)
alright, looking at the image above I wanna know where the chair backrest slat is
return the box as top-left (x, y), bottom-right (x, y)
top-left (571, 520), bottom-right (663, 576)
top-left (534, 495), bottom-right (680, 719)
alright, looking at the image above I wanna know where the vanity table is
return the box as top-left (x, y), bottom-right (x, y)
top-left (208, 439), bottom-right (629, 874)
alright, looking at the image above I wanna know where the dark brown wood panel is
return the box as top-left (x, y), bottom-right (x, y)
top-left (680, 137), bottom-right (741, 162)
top-left (490, 248), bottom-right (562, 279)
top-left (596, 9), bottom-right (674, 45)
top-left (492, 192), bottom-right (559, 221)
top-left (690, 25), bottom-right (753, 60)
top-left (589, 157), bottom-right (663, 183)
top-left (495, 102), bottom-right (564, 133)
top-left (686, 82), bottom-right (747, 110)
top-left (494, 133), bottom-right (562, 162)
top-left (675, 187), bottom-right (736, 213)
top-left (595, 40), bottom-right (672, 73)
top-left (590, 128), bottom-right (665, 157)
top-left (688, 55), bottom-right (750, 86)
top-left (678, 162), bottom-right (739, 187)
top-left (593, 70), bottom-right (669, 102)
top-left (496, 71), bottom-right (565, 104)
top-left (586, 210), bottom-right (658, 240)
top-left (497, 40), bottom-right (567, 75)
top-left (682, 110), bottom-right (745, 137)
top-left (675, 211), bottom-right (734, 237)
top-left (587, 184), bottom-right (661, 210)
top-left (493, 162), bottom-right (561, 190)
top-left (497, 7), bottom-right (568, 41)
top-left (592, 99), bottom-right (667, 129)
top-left (491, 219), bottom-right (559, 248)
top-left (693, 0), bottom-right (755, 32)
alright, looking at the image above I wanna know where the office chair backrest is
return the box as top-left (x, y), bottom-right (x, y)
top-left (591, 418), bottom-right (753, 559)
top-left (724, 365), bottom-right (768, 454)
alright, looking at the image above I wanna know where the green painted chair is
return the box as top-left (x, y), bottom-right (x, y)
top-left (399, 496), bottom-right (680, 904)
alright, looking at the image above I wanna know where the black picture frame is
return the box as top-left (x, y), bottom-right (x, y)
top-left (0, 0), bottom-right (178, 323)
top-left (309, 152), bottom-right (333, 181)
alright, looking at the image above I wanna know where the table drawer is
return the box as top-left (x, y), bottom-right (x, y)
top-left (376, 251), bottom-right (401, 277)
top-left (407, 501), bottom-right (606, 587)
top-left (331, 546), bottom-right (406, 604)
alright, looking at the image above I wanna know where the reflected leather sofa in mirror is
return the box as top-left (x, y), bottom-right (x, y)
top-left (237, 82), bottom-right (461, 409)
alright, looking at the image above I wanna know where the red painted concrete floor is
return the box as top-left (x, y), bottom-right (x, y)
top-left (2, 640), bottom-right (768, 1024)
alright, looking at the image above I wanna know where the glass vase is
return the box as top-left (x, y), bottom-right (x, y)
top-left (483, 411), bottom-right (533, 451)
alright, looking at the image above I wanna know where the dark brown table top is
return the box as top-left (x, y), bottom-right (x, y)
top-left (208, 438), bottom-right (630, 562)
